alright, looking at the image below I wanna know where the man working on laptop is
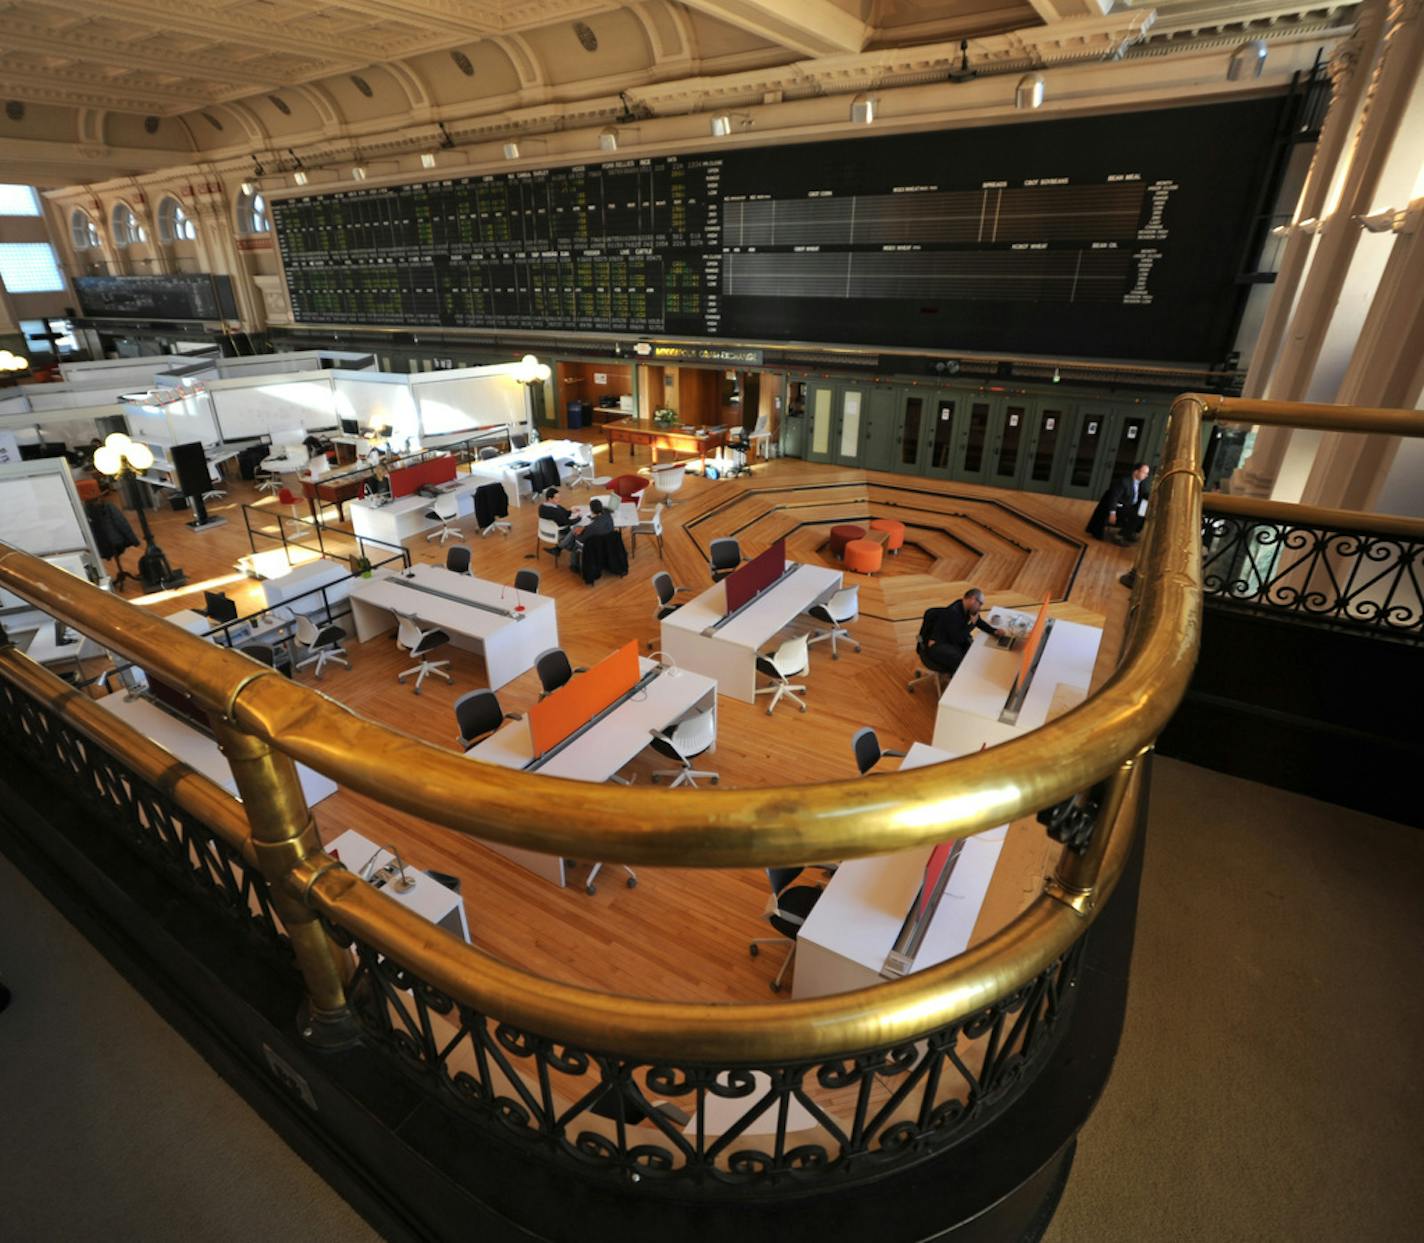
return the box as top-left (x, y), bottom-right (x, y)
top-left (917, 587), bottom-right (1006, 680)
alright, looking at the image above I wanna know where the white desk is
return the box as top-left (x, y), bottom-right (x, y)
top-left (932, 614), bottom-right (1102, 753)
top-left (260, 558), bottom-right (352, 616)
top-left (465, 439), bottom-right (592, 508)
top-left (465, 657), bottom-right (717, 885)
top-left (97, 692), bottom-right (338, 807)
top-left (24, 622), bottom-right (102, 666)
top-left (659, 561), bottom-right (843, 702)
top-left (793, 742), bottom-right (1008, 1000)
top-left (348, 492), bottom-right (440, 546)
top-left (327, 829), bottom-right (470, 942)
top-left (572, 495), bottom-right (637, 530)
top-left (348, 564), bottom-right (557, 690)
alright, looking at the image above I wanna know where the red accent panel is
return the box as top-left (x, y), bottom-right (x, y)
top-left (389, 454), bottom-right (457, 499)
top-left (724, 538), bottom-right (786, 615)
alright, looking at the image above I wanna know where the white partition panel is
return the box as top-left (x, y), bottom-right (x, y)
top-left (0, 458), bottom-right (101, 569)
top-left (334, 370), bottom-right (418, 446)
top-left (209, 372), bottom-right (339, 441)
top-left (411, 366), bottom-right (526, 435)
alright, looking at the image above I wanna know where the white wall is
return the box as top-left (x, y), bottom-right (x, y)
top-left (410, 366), bottom-right (526, 435)
top-left (333, 371), bottom-right (418, 446)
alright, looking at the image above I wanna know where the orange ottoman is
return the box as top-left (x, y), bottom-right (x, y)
top-left (829, 524), bottom-right (866, 559)
top-left (844, 538), bottom-right (884, 576)
top-left (869, 518), bottom-right (905, 554)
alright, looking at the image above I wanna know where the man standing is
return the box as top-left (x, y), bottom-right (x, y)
top-left (917, 588), bottom-right (1005, 679)
top-left (1087, 462), bottom-right (1151, 543)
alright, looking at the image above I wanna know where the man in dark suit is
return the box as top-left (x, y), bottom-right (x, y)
top-left (539, 486), bottom-right (577, 549)
top-left (569, 497), bottom-right (614, 570)
top-left (917, 588), bottom-right (1005, 679)
top-left (1087, 462), bottom-right (1152, 543)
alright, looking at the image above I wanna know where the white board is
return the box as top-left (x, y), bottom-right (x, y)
top-left (411, 369), bottom-right (525, 435)
top-left (334, 371), bottom-right (418, 445)
top-left (0, 459), bottom-right (95, 562)
top-left (209, 372), bottom-right (338, 442)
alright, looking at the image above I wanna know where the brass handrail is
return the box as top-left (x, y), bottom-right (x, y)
top-left (1203, 492), bottom-right (1424, 541)
top-left (0, 390), bottom-right (1204, 866)
top-left (1207, 396), bottom-right (1424, 438)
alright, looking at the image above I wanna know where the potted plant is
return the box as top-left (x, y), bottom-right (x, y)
top-left (653, 407), bottom-right (678, 426)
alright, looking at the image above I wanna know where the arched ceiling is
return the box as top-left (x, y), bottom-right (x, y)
top-left (0, 0), bottom-right (1358, 187)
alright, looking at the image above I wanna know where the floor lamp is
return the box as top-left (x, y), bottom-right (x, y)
top-left (93, 432), bottom-right (186, 592)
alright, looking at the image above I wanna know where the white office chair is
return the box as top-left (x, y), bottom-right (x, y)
top-left (536, 516), bottom-right (566, 566)
top-left (747, 410), bottom-right (773, 462)
top-left (649, 709), bottom-right (719, 789)
top-left (203, 461), bottom-right (226, 502)
top-left (755, 634), bottom-right (810, 715)
top-left (806, 586), bottom-right (862, 660)
top-left (424, 495), bottom-right (462, 543)
top-left (650, 461), bottom-right (685, 507)
top-left (395, 614), bottom-right (452, 694)
top-left (563, 444), bottom-right (601, 490)
top-left (294, 613), bottom-right (349, 679)
top-left (631, 502), bottom-right (666, 559)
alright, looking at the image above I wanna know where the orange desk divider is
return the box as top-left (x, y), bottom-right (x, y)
top-left (1014, 592), bottom-right (1053, 693)
top-left (527, 640), bottom-right (640, 759)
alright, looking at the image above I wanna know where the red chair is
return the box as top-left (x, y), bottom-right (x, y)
top-left (608, 474), bottom-right (648, 508)
top-left (277, 486), bottom-right (302, 519)
top-left (829, 525), bottom-right (865, 559)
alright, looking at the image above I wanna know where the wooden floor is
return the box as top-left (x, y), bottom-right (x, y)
top-left (97, 435), bottom-right (1137, 1004)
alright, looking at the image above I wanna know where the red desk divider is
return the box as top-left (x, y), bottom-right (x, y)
top-left (724, 538), bottom-right (786, 615)
top-left (527, 640), bottom-right (640, 758)
top-left (389, 454), bottom-right (457, 499)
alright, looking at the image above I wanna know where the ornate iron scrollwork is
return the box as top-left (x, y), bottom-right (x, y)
top-left (1039, 789), bottom-right (1101, 854)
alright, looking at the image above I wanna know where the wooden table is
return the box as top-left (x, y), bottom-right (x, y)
top-left (603, 418), bottom-right (731, 470)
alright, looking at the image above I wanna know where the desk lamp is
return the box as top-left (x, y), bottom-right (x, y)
top-left (93, 432), bottom-right (186, 591)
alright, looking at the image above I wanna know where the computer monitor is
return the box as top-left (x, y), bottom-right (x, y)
top-left (203, 590), bottom-right (238, 623)
top-left (340, 417), bottom-right (360, 435)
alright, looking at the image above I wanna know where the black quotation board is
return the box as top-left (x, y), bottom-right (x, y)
top-left (272, 97), bottom-right (1282, 363)
top-left (74, 274), bottom-right (239, 322)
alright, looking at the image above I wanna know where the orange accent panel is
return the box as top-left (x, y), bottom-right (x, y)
top-left (1015, 593), bottom-right (1053, 692)
top-left (527, 640), bottom-right (640, 758)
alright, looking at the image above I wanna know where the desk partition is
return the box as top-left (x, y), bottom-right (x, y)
top-left (723, 538), bottom-right (787, 616)
top-left (389, 453), bottom-right (456, 499)
top-left (527, 640), bottom-right (639, 758)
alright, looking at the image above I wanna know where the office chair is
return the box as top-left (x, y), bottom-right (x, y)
top-left (479, 445), bottom-right (500, 461)
top-left (807, 586), bottom-right (862, 659)
top-left (395, 614), bottom-right (452, 694)
top-left (851, 726), bottom-right (907, 776)
top-left (277, 485), bottom-right (302, 519)
top-left (424, 495), bottom-right (462, 544)
top-left (608, 474), bottom-right (648, 509)
top-left (585, 1082), bottom-right (689, 1128)
top-left (240, 643), bottom-right (276, 667)
top-left (907, 606), bottom-right (953, 693)
top-left (649, 708), bottom-right (719, 789)
top-left (513, 568), bottom-right (540, 594)
top-left (535, 647), bottom-right (586, 699)
top-left (535, 516), bottom-right (565, 566)
top-left (755, 634), bottom-right (809, 715)
top-left (650, 461), bottom-right (685, 507)
top-left (709, 537), bottom-right (742, 583)
top-left (584, 856), bottom-right (637, 896)
top-left (453, 688), bottom-right (521, 750)
top-left (510, 432), bottom-right (530, 451)
top-left (749, 867), bottom-right (824, 993)
top-left (631, 502), bottom-right (665, 559)
top-left (649, 572), bottom-right (695, 649)
top-left (446, 544), bottom-right (472, 575)
top-left (294, 613), bottom-right (349, 680)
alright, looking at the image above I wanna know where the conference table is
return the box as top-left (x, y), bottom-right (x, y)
top-left (793, 742), bottom-right (1009, 1000)
top-left (932, 609), bottom-right (1103, 753)
top-left (658, 560), bottom-right (843, 702)
top-left (348, 564), bottom-right (557, 690)
top-left (603, 418), bottom-right (732, 471)
top-left (465, 657), bottom-right (718, 886)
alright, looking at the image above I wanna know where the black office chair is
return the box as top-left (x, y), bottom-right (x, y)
top-left (454, 688), bottom-right (521, 750)
top-left (510, 432), bottom-right (530, 451)
top-left (446, 544), bottom-right (472, 575)
top-left (907, 606), bottom-right (955, 693)
top-left (709, 537), bottom-right (742, 583)
top-left (749, 867), bottom-right (825, 993)
top-left (513, 568), bottom-right (540, 594)
top-left (479, 445), bottom-right (500, 461)
top-left (648, 572), bottom-right (695, 650)
top-left (852, 726), bottom-right (907, 776)
top-left (535, 647), bottom-right (586, 699)
top-left (239, 643), bottom-right (292, 677)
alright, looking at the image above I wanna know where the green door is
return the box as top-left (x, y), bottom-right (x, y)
top-left (1021, 399), bottom-right (1072, 494)
top-left (986, 396), bottom-right (1031, 490)
top-left (1061, 404), bottom-right (1111, 499)
top-left (833, 386), bottom-right (869, 466)
top-left (893, 391), bottom-right (930, 476)
top-left (952, 393), bottom-right (996, 484)
top-left (861, 388), bottom-right (896, 472)
top-left (922, 391), bottom-right (960, 480)
top-left (805, 383), bottom-right (836, 463)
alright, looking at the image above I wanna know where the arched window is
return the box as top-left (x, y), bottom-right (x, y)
top-left (158, 196), bottom-right (196, 242)
top-left (70, 209), bottom-right (100, 250)
top-left (111, 201), bottom-right (147, 247)
top-left (236, 187), bottom-right (269, 235)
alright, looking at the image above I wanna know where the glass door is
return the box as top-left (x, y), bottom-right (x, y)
top-left (1061, 405), bottom-right (1110, 499)
top-left (952, 395), bottom-right (995, 484)
top-left (834, 387), bottom-right (867, 466)
top-left (987, 398), bottom-right (1030, 489)
top-left (893, 392), bottom-right (928, 475)
top-left (806, 383), bottom-right (836, 462)
top-left (1021, 401), bottom-right (1070, 494)
top-left (922, 393), bottom-right (958, 479)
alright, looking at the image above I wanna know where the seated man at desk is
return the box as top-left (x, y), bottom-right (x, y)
top-left (569, 498), bottom-right (614, 569)
top-left (919, 588), bottom-right (1005, 678)
top-left (539, 485), bottom-right (578, 550)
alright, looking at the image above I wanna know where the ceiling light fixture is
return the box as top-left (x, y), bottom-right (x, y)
top-left (292, 170), bottom-right (309, 186)
top-left (240, 180), bottom-right (254, 196)
top-left (436, 120), bottom-right (455, 150)
top-left (420, 152), bottom-right (437, 169)
top-left (850, 94), bottom-right (875, 125)
top-left (503, 141), bottom-right (521, 160)
top-left (1015, 73), bottom-right (1045, 110)
top-left (948, 39), bottom-right (977, 84)
top-left (710, 114), bottom-right (733, 137)
top-left (1227, 39), bottom-right (1268, 81)
top-left (351, 165), bottom-right (368, 181)
top-left (599, 126), bottom-right (619, 153)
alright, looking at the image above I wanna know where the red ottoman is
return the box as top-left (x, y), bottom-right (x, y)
top-left (869, 518), bottom-right (905, 554)
top-left (844, 538), bottom-right (884, 576)
top-left (829, 524), bottom-right (866, 559)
